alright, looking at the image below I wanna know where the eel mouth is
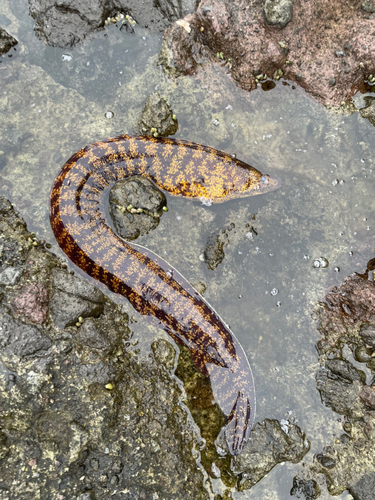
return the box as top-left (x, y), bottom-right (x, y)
top-left (256, 173), bottom-right (281, 194)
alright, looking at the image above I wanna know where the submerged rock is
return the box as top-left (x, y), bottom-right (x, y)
top-left (137, 92), bottom-right (178, 137)
top-left (0, 196), bottom-right (208, 499)
top-left (109, 176), bottom-right (166, 240)
top-left (0, 27), bottom-right (17, 56)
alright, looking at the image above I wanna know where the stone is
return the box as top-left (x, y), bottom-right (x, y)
top-left (137, 92), bottom-right (178, 137)
top-left (232, 419), bottom-right (310, 490)
top-left (0, 266), bottom-right (21, 286)
top-left (204, 234), bottom-right (225, 270)
top-left (359, 97), bottom-right (375, 127)
top-left (74, 317), bottom-right (110, 352)
top-left (109, 176), bottom-right (166, 240)
top-left (315, 360), bottom-right (365, 419)
top-left (349, 472), bottom-right (375, 500)
top-left (361, 0), bottom-right (375, 13)
top-left (12, 283), bottom-right (49, 324)
top-left (151, 338), bottom-right (176, 370)
top-left (0, 307), bottom-right (52, 359)
top-left (263, 0), bottom-right (293, 29)
top-left (290, 477), bottom-right (320, 499)
top-left (159, 0), bottom-right (375, 107)
top-left (359, 385), bottom-right (375, 409)
top-left (0, 28), bottom-right (17, 56)
top-left (49, 289), bottom-right (105, 330)
top-left (154, 0), bottom-right (199, 21)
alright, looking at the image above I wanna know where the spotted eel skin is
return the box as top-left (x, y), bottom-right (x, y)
top-left (50, 135), bottom-right (280, 455)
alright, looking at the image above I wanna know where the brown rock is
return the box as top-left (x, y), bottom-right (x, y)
top-left (12, 283), bottom-right (49, 324)
top-left (359, 386), bottom-right (375, 409)
top-left (159, 0), bottom-right (375, 107)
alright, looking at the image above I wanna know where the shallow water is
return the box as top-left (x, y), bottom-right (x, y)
top-left (1, 0), bottom-right (375, 498)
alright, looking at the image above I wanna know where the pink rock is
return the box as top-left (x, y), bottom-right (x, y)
top-left (12, 283), bottom-right (49, 324)
top-left (359, 385), bottom-right (375, 409)
top-left (160, 0), bottom-right (375, 106)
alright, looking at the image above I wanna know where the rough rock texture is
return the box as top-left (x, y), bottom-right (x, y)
top-left (154, 0), bottom-right (200, 22)
top-left (109, 176), bottom-right (166, 240)
top-left (0, 196), bottom-right (209, 499)
top-left (359, 96), bottom-right (375, 126)
top-left (0, 196), bottom-right (312, 496)
top-left (137, 92), bottom-right (178, 137)
top-left (28, 0), bottom-right (198, 48)
top-left (159, 0), bottom-right (375, 107)
top-left (294, 271), bottom-right (375, 497)
top-left (232, 419), bottom-right (310, 491)
top-left (0, 27), bottom-right (17, 56)
top-left (290, 477), bottom-right (320, 499)
top-left (263, 0), bottom-right (293, 29)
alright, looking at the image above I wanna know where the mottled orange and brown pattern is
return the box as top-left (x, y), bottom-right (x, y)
top-left (50, 135), bottom-right (280, 455)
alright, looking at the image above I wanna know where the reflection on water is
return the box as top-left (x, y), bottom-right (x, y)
top-left (1, 0), bottom-right (375, 497)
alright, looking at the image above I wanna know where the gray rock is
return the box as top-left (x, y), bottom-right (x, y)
top-left (0, 307), bottom-right (51, 359)
top-left (361, 0), bottom-right (375, 13)
top-left (349, 472), bottom-right (375, 500)
top-left (263, 0), bottom-right (293, 29)
top-left (52, 268), bottom-right (105, 304)
top-left (49, 289), bottom-right (105, 330)
top-left (28, 0), bottom-right (171, 48)
top-left (0, 266), bottom-right (21, 285)
top-left (152, 338), bottom-right (176, 370)
top-left (359, 97), bottom-right (375, 127)
top-left (359, 322), bottom-right (375, 348)
top-left (290, 477), bottom-right (320, 499)
top-left (204, 234), bottom-right (225, 270)
top-left (0, 28), bottom-right (17, 56)
top-left (74, 317), bottom-right (110, 352)
top-left (154, 0), bottom-right (199, 22)
top-left (0, 197), bottom-right (209, 499)
top-left (138, 92), bottom-right (178, 137)
top-left (232, 419), bottom-right (310, 490)
top-left (109, 176), bottom-right (166, 240)
top-left (328, 77), bottom-right (336, 87)
top-left (315, 359), bottom-right (365, 419)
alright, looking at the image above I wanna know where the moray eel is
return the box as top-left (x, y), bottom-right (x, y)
top-left (50, 134), bottom-right (280, 455)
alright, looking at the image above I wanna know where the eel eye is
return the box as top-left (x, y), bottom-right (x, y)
top-left (260, 175), bottom-right (269, 184)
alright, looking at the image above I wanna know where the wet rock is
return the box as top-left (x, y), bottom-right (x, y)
top-left (349, 472), bottom-right (375, 500)
top-left (28, 0), bottom-right (172, 48)
top-left (36, 411), bottom-right (89, 464)
top-left (290, 477), bottom-right (320, 499)
top-left (263, 0), bottom-right (293, 29)
top-left (0, 307), bottom-right (52, 360)
top-left (190, 279), bottom-right (206, 295)
top-left (359, 97), bottom-right (375, 127)
top-left (50, 268), bottom-right (106, 329)
top-left (359, 385), bottom-right (375, 409)
top-left (0, 28), bottom-right (17, 56)
top-left (151, 338), bottom-right (176, 370)
top-left (159, 0), bottom-right (375, 107)
top-left (74, 317), bottom-right (111, 352)
top-left (138, 92), bottom-right (178, 137)
top-left (361, 0), bottom-right (375, 13)
top-left (315, 359), bottom-right (365, 419)
top-left (359, 322), bottom-right (375, 349)
top-left (154, 0), bottom-right (199, 22)
top-left (109, 176), bottom-right (166, 240)
top-left (204, 234), bottom-right (225, 270)
top-left (0, 266), bottom-right (21, 285)
top-left (12, 283), bottom-right (49, 324)
top-left (232, 419), bottom-right (310, 490)
top-left (0, 196), bottom-right (209, 499)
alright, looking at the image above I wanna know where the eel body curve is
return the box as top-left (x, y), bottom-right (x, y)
top-left (50, 134), bottom-right (280, 455)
